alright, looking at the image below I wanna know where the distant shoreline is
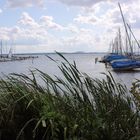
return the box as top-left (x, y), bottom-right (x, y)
top-left (13, 52), bottom-right (108, 55)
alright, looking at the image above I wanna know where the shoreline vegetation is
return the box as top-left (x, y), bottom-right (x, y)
top-left (0, 53), bottom-right (140, 140)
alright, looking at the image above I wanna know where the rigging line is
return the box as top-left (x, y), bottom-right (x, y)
top-left (127, 23), bottom-right (140, 49)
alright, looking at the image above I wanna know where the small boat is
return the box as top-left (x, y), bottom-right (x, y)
top-left (100, 27), bottom-right (127, 63)
top-left (102, 53), bottom-right (128, 63)
top-left (111, 59), bottom-right (140, 70)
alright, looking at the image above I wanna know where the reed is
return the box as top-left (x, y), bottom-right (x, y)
top-left (0, 52), bottom-right (139, 140)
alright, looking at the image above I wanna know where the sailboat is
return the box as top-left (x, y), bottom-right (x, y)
top-left (100, 28), bottom-right (128, 63)
top-left (110, 3), bottom-right (140, 70)
top-left (8, 47), bottom-right (13, 58)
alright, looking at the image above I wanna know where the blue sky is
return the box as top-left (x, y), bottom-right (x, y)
top-left (0, 0), bottom-right (140, 53)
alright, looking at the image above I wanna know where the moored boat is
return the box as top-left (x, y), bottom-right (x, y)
top-left (101, 53), bottom-right (128, 63)
top-left (111, 59), bottom-right (140, 70)
top-left (103, 3), bottom-right (140, 71)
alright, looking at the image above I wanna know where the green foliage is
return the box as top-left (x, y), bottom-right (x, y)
top-left (0, 52), bottom-right (139, 140)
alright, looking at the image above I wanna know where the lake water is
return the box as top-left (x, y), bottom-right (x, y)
top-left (0, 53), bottom-right (140, 88)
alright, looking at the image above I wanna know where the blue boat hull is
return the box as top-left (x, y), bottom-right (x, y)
top-left (111, 59), bottom-right (140, 70)
top-left (102, 54), bottom-right (128, 63)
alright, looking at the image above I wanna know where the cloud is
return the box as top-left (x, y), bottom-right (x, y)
top-left (18, 12), bottom-right (39, 28)
top-left (0, 27), bottom-right (11, 40)
top-left (54, 0), bottom-right (104, 7)
top-left (55, 0), bottom-right (134, 7)
top-left (1, 0), bottom-right (140, 53)
top-left (0, 12), bottom-right (65, 53)
top-left (74, 4), bottom-right (119, 30)
top-left (66, 24), bottom-right (79, 33)
top-left (6, 0), bottom-right (44, 8)
top-left (74, 14), bottom-right (98, 25)
top-left (59, 25), bottom-right (108, 52)
top-left (0, 9), bottom-right (2, 13)
top-left (18, 12), bottom-right (63, 30)
top-left (72, 0), bottom-right (140, 52)
top-left (74, 0), bottom-right (140, 30)
top-left (40, 16), bottom-right (63, 30)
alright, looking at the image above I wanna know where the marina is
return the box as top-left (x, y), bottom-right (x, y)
top-left (100, 3), bottom-right (140, 71)
top-left (0, 55), bottom-right (38, 62)
top-left (0, 41), bottom-right (38, 62)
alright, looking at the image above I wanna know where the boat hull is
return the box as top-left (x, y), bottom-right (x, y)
top-left (111, 59), bottom-right (140, 70)
top-left (101, 54), bottom-right (128, 63)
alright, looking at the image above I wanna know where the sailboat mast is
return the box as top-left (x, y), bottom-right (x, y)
top-left (118, 28), bottom-right (122, 54)
top-left (118, 3), bottom-right (133, 56)
top-left (125, 34), bottom-right (128, 54)
top-left (0, 40), bottom-right (2, 58)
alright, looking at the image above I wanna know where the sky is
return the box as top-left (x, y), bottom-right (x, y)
top-left (0, 0), bottom-right (140, 53)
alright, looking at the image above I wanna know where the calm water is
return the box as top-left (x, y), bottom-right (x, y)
top-left (0, 53), bottom-right (140, 87)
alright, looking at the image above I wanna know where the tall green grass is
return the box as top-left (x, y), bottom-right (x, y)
top-left (0, 52), bottom-right (140, 140)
